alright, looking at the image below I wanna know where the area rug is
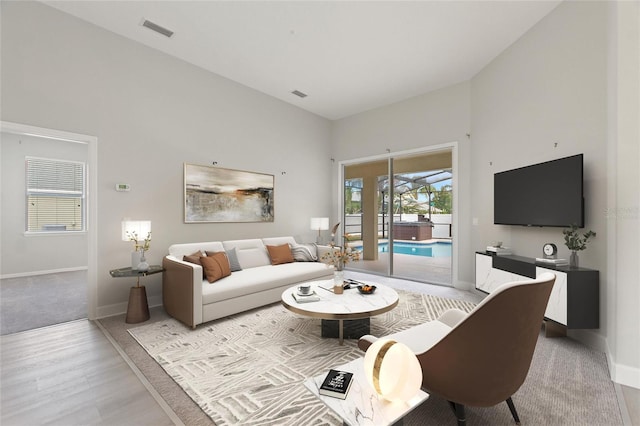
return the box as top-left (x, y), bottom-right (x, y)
top-left (126, 291), bottom-right (623, 425)
top-left (128, 291), bottom-right (475, 425)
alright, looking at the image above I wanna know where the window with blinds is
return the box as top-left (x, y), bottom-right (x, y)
top-left (26, 157), bottom-right (86, 232)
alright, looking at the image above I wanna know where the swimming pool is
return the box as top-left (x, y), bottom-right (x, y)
top-left (352, 241), bottom-right (452, 258)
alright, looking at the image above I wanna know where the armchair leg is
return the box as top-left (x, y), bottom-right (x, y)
top-left (448, 401), bottom-right (466, 426)
top-left (505, 397), bottom-right (521, 425)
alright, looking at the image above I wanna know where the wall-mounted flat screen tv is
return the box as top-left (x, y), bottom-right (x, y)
top-left (494, 154), bottom-right (584, 227)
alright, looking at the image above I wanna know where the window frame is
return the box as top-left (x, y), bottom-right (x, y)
top-left (25, 156), bottom-right (87, 234)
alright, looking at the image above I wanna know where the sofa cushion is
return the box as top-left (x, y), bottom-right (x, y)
top-left (262, 236), bottom-right (297, 247)
top-left (169, 242), bottom-right (224, 259)
top-left (266, 244), bottom-right (294, 265)
top-left (201, 253), bottom-right (231, 283)
top-left (222, 239), bottom-right (271, 269)
top-left (201, 262), bottom-right (332, 305)
top-left (290, 243), bottom-right (318, 261)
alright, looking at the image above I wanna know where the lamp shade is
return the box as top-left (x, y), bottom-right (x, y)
top-left (310, 217), bottom-right (329, 231)
top-left (121, 220), bottom-right (151, 241)
top-left (363, 339), bottom-right (422, 403)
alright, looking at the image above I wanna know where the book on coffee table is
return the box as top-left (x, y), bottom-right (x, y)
top-left (319, 369), bottom-right (353, 399)
top-left (292, 291), bottom-right (320, 303)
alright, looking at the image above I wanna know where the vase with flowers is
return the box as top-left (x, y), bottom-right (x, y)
top-left (126, 230), bottom-right (152, 272)
top-left (562, 224), bottom-right (595, 269)
top-left (321, 236), bottom-right (360, 291)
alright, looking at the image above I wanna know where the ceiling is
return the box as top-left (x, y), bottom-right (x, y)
top-left (43, 1), bottom-right (561, 120)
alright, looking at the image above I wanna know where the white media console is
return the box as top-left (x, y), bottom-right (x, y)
top-left (475, 252), bottom-right (599, 333)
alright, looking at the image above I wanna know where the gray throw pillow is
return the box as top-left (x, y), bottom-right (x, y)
top-left (290, 243), bottom-right (318, 262)
top-left (205, 248), bottom-right (242, 272)
top-left (226, 247), bottom-right (243, 271)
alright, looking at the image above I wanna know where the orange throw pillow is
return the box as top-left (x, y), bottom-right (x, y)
top-left (266, 244), bottom-right (294, 265)
top-left (200, 252), bottom-right (231, 283)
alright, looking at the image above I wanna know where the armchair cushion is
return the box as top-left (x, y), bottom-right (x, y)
top-left (358, 310), bottom-right (462, 354)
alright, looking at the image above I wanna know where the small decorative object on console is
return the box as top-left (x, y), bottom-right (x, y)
top-left (542, 243), bottom-right (558, 259)
top-left (319, 369), bottom-right (354, 399)
top-left (486, 245), bottom-right (513, 256)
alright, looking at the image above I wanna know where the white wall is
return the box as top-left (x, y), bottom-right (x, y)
top-left (470, 1), bottom-right (607, 268)
top-left (469, 0), bottom-right (638, 387)
top-left (1, 1), bottom-right (332, 314)
top-left (1, 132), bottom-right (88, 275)
top-left (330, 1), bottom-right (639, 387)
top-left (332, 82), bottom-right (472, 286)
top-left (606, 0), bottom-right (640, 388)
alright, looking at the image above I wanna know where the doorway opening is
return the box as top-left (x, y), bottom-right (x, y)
top-left (0, 122), bottom-right (97, 335)
top-left (340, 146), bottom-right (455, 286)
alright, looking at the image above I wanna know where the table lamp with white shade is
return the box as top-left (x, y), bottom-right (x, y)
top-left (310, 217), bottom-right (329, 244)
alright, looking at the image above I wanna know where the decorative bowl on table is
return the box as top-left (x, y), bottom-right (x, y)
top-left (357, 284), bottom-right (377, 294)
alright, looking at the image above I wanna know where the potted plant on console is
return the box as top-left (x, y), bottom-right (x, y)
top-left (563, 224), bottom-right (596, 269)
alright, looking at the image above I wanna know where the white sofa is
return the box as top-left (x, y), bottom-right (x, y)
top-left (162, 236), bottom-right (334, 328)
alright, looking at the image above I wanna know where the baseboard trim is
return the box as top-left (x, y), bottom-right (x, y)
top-left (1, 266), bottom-right (88, 280)
top-left (611, 361), bottom-right (640, 390)
top-left (454, 279), bottom-right (475, 291)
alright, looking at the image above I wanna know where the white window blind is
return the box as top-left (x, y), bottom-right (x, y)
top-left (26, 157), bottom-right (86, 232)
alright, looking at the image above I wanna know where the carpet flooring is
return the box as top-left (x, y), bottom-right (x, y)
top-left (99, 290), bottom-right (623, 426)
top-left (1, 271), bottom-right (87, 335)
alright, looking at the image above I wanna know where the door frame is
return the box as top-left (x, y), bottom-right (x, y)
top-left (1, 121), bottom-right (98, 320)
top-left (337, 141), bottom-right (458, 286)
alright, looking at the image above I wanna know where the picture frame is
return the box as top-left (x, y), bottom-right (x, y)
top-left (184, 163), bottom-right (274, 223)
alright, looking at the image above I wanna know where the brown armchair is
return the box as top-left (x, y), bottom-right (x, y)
top-left (358, 272), bottom-right (556, 425)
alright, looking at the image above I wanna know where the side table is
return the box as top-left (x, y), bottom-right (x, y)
top-left (304, 358), bottom-right (428, 425)
top-left (109, 265), bottom-right (163, 324)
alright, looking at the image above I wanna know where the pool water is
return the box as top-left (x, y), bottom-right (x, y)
top-left (353, 241), bottom-right (452, 258)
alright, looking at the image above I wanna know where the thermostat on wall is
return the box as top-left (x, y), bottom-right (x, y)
top-left (115, 183), bottom-right (130, 192)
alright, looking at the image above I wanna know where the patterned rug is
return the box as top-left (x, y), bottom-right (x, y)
top-left (128, 291), bottom-right (475, 425)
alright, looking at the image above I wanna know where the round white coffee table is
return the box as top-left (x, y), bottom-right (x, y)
top-left (281, 279), bottom-right (399, 345)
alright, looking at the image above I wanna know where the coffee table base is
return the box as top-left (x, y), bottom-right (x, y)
top-left (321, 318), bottom-right (370, 340)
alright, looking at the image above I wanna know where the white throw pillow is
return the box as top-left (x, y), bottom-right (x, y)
top-left (290, 243), bottom-right (318, 262)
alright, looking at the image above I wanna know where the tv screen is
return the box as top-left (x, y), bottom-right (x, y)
top-left (494, 154), bottom-right (584, 227)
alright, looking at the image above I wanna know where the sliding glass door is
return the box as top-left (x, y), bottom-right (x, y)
top-left (342, 149), bottom-right (453, 285)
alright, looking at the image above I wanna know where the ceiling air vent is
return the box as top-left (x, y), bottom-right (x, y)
top-left (291, 90), bottom-right (308, 98)
top-left (141, 19), bottom-right (174, 38)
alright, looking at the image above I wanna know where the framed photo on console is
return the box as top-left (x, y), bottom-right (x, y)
top-left (184, 163), bottom-right (274, 223)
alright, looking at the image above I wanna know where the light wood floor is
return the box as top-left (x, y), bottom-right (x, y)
top-left (2, 273), bottom-right (637, 426)
top-left (0, 319), bottom-right (176, 426)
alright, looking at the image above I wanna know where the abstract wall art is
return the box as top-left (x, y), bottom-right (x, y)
top-left (184, 163), bottom-right (274, 223)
